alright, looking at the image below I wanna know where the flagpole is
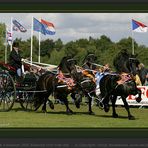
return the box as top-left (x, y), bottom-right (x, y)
top-left (10, 17), bottom-right (13, 51)
top-left (38, 32), bottom-right (41, 63)
top-left (38, 18), bottom-right (41, 63)
top-left (31, 17), bottom-right (33, 64)
top-left (131, 19), bottom-right (135, 55)
top-left (5, 26), bottom-right (7, 64)
top-left (132, 30), bottom-right (134, 55)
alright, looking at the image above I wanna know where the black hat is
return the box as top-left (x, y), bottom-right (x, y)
top-left (12, 41), bottom-right (19, 47)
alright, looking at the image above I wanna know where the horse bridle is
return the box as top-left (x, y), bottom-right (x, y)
top-left (128, 57), bottom-right (138, 74)
top-left (67, 58), bottom-right (76, 62)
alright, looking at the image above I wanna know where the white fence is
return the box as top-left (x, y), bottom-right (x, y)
top-left (116, 86), bottom-right (148, 107)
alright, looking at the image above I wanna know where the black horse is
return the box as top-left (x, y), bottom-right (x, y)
top-left (33, 56), bottom-right (78, 114)
top-left (99, 49), bottom-right (142, 120)
top-left (68, 53), bottom-right (98, 114)
top-left (72, 69), bottom-right (97, 114)
top-left (33, 56), bottom-right (97, 115)
top-left (99, 73), bottom-right (141, 120)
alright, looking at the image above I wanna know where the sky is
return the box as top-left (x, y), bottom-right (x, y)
top-left (1, 13), bottom-right (148, 46)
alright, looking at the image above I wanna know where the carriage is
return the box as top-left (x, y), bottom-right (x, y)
top-left (0, 51), bottom-right (143, 120)
top-left (0, 61), bottom-right (48, 112)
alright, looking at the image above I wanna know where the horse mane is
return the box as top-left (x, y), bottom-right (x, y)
top-left (58, 56), bottom-right (79, 81)
top-left (113, 49), bottom-right (131, 73)
top-left (58, 56), bottom-right (72, 72)
top-left (82, 53), bottom-right (97, 70)
top-left (83, 53), bottom-right (96, 63)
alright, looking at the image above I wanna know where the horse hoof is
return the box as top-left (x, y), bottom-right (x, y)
top-left (89, 111), bottom-right (95, 115)
top-left (75, 102), bottom-right (80, 108)
top-left (104, 104), bottom-right (110, 112)
top-left (135, 97), bottom-right (142, 103)
top-left (128, 116), bottom-right (135, 120)
top-left (67, 111), bottom-right (73, 115)
top-left (34, 107), bottom-right (39, 111)
top-left (66, 109), bottom-right (73, 115)
top-left (49, 102), bottom-right (54, 110)
top-left (69, 109), bottom-right (73, 113)
top-left (112, 113), bottom-right (118, 118)
top-left (104, 107), bottom-right (110, 112)
top-left (42, 110), bottom-right (47, 113)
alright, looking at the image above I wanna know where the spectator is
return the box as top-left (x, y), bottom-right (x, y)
top-left (103, 63), bottom-right (111, 73)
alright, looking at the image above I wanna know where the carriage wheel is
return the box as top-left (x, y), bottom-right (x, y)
top-left (0, 71), bottom-right (16, 111)
top-left (19, 90), bottom-right (35, 111)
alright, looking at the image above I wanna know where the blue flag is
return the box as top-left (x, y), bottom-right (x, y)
top-left (33, 18), bottom-right (46, 35)
top-left (132, 19), bottom-right (147, 32)
top-left (41, 19), bottom-right (56, 35)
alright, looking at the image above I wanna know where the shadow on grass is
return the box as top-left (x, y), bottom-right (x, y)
top-left (94, 114), bottom-right (139, 120)
top-left (10, 107), bottom-right (139, 120)
top-left (11, 107), bottom-right (35, 112)
top-left (34, 110), bottom-right (91, 116)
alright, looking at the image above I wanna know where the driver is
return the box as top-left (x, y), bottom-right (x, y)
top-left (9, 41), bottom-right (24, 78)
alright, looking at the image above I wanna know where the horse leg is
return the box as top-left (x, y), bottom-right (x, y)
top-left (47, 99), bottom-right (54, 110)
top-left (65, 99), bottom-right (73, 114)
top-left (87, 94), bottom-right (94, 115)
top-left (41, 92), bottom-right (52, 113)
top-left (60, 95), bottom-right (73, 114)
top-left (111, 95), bottom-right (118, 118)
top-left (71, 92), bottom-right (82, 109)
top-left (34, 92), bottom-right (43, 111)
top-left (42, 98), bottom-right (54, 112)
top-left (135, 88), bottom-right (142, 103)
top-left (121, 96), bottom-right (135, 120)
top-left (102, 94), bottom-right (110, 113)
top-left (42, 96), bottom-right (48, 113)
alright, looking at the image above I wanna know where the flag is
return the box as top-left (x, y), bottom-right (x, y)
top-left (12, 19), bottom-right (27, 32)
top-left (41, 19), bottom-right (56, 35)
top-left (132, 19), bottom-right (147, 33)
top-left (33, 18), bottom-right (46, 35)
top-left (6, 30), bottom-right (12, 45)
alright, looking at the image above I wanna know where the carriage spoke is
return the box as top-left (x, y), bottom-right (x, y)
top-left (20, 92), bottom-right (35, 111)
top-left (0, 71), bottom-right (15, 111)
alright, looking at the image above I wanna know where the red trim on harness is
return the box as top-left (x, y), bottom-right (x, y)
top-left (0, 62), bottom-right (16, 72)
top-left (56, 71), bottom-right (75, 90)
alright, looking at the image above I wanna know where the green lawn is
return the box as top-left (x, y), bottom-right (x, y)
top-left (0, 102), bottom-right (148, 128)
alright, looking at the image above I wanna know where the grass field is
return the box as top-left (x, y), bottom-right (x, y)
top-left (0, 102), bottom-right (148, 128)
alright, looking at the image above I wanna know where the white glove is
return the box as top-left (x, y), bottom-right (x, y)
top-left (21, 58), bottom-right (25, 62)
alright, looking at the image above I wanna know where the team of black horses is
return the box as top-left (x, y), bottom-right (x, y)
top-left (33, 49), bottom-right (147, 120)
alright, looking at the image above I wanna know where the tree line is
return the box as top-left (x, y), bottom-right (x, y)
top-left (0, 23), bottom-right (148, 70)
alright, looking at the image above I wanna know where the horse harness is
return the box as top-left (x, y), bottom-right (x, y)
top-left (56, 71), bottom-right (75, 90)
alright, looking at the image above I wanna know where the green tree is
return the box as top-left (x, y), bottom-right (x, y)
top-left (40, 39), bottom-right (55, 57)
top-left (0, 23), bottom-right (6, 62)
top-left (54, 38), bottom-right (63, 51)
top-left (64, 41), bottom-right (78, 57)
top-left (117, 37), bottom-right (138, 54)
top-left (96, 35), bottom-right (113, 52)
top-left (75, 38), bottom-right (89, 48)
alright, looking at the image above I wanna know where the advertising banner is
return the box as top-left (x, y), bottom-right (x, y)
top-left (116, 86), bottom-right (148, 106)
